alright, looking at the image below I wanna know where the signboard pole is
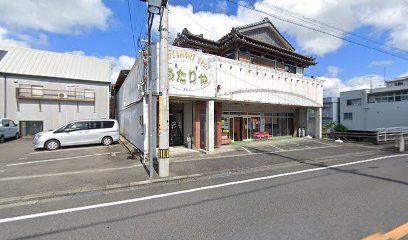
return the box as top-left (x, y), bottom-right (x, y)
top-left (158, 6), bottom-right (169, 177)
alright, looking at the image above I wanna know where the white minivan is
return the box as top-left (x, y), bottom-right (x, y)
top-left (33, 119), bottom-right (120, 150)
top-left (0, 118), bottom-right (20, 143)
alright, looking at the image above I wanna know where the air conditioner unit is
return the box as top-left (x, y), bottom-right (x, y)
top-left (58, 92), bottom-right (68, 98)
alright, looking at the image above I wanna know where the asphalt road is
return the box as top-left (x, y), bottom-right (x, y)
top-left (0, 152), bottom-right (407, 240)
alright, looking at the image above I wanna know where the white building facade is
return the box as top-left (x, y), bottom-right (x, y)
top-left (340, 77), bottom-right (408, 131)
top-left (116, 45), bottom-right (323, 154)
top-left (323, 97), bottom-right (340, 125)
top-left (0, 45), bottom-right (111, 136)
top-left (116, 19), bottom-right (323, 156)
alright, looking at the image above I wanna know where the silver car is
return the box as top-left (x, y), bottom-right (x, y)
top-left (33, 119), bottom-right (120, 150)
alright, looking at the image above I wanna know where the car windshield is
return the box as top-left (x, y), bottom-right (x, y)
top-left (54, 124), bottom-right (67, 133)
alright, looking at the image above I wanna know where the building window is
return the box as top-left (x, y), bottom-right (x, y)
top-left (84, 89), bottom-right (95, 99)
top-left (395, 82), bottom-right (403, 86)
top-left (284, 64), bottom-right (296, 74)
top-left (344, 112), bottom-right (353, 120)
top-left (346, 98), bottom-right (362, 106)
top-left (31, 85), bottom-right (44, 96)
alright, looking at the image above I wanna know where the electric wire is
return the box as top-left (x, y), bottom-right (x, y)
top-left (227, 0), bottom-right (408, 61)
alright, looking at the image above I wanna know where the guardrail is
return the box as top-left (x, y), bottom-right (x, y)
top-left (377, 127), bottom-right (408, 143)
top-left (330, 131), bottom-right (377, 142)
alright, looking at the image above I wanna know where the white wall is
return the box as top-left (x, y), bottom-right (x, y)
top-left (340, 89), bottom-right (408, 131)
top-left (117, 100), bottom-right (145, 152)
top-left (0, 74), bottom-right (4, 118)
top-left (116, 52), bottom-right (152, 152)
top-left (365, 102), bottom-right (408, 130)
top-left (156, 46), bottom-right (323, 108)
top-left (340, 90), bottom-right (367, 131)
top-left (5, 74), bottom-right (109, 131)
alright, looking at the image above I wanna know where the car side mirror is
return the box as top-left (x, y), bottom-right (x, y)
top-left (15, 124), bottom-right (18, 127)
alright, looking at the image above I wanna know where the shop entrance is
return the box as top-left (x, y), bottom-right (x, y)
top-left (169, 103), bottom-right (183, 146)
top-left (222, 111), bottom-right (294, 142)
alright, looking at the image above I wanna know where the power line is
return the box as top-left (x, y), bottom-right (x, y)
top-left (127, 0), bottom-right (137, 57)
top-left (227, 0), bottom-right (408, 61)
top-left (258, 1), bottom-right (408, 55)
top-left (179, 8), bottom-right (215, 35)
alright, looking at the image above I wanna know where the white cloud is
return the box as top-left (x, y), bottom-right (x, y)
top-left (0, 26), bottom-right (29, 47)
top-left (368, 60), bottom-right (394, 67)
top-left (326, 66), bottom-right (342, 78)
top-left (0, 0), bottom-right (112, 34)
top-left (104, 55), bottom-right (135, 83)
top-left (165, 0), bottom-right (408, 56)
top-left (319, 74), bottom-right (385, 97)
top-left (65, 50), bottom-right (135, 83)
top-left (399, 72), bottom-right (408, 77)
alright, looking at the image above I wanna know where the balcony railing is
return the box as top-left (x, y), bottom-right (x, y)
top-left (16, 87), bottom-right (95, 102)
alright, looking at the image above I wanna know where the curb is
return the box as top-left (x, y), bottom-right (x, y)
top-left (0, 173), bottom-right (207, 207)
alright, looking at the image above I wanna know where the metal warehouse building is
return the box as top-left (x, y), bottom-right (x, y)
top-left (0, 45), bottom-right (111, 136)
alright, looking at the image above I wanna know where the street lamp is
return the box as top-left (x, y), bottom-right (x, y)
top-left (148, 0), bottom-right (161, 14)
top-left (140, 0), bottom-right (166, 15)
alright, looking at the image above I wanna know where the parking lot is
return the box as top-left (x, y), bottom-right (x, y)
top-left (0, 138), bottom-right (145, 200)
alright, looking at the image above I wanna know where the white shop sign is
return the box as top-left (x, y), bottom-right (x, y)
top-left (168, 48), bottom-right (215, 97)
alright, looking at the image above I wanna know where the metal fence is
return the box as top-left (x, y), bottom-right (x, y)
top-left (377, 127), bottom-right (408, 143)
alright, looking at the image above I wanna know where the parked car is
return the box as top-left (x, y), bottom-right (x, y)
top-left (33, 119), bottom-right (120, 150)
top-left (0, 118), bottom-right (20, 143)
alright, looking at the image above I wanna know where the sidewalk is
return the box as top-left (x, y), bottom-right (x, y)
top-left (0, 137), bottom-right (392, 207)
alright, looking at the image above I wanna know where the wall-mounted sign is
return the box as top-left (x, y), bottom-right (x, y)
top-left (168, 49), bottom-right (213, 91)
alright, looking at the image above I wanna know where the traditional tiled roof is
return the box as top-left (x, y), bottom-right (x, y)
top-left (173, 18), bottom-right (316, 66)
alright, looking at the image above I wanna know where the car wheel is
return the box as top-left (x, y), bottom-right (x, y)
top-left (101, 136), bottom-right (113, 146)
top-left (15, 133), bottom-right (20, 139)
top-left (0, 135), bottom-right (4, 143)
top-left (45, 140), bottom-right (60, 150)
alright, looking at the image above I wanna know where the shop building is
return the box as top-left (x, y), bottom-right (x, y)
top-left (115, 18), bottom-right (323, 156)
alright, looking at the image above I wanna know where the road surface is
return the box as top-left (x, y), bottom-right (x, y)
top-left (0, 153), bottom-right (407, 240)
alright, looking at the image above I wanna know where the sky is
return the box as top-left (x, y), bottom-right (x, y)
top-left (0, 0), bottom-right (407, 97)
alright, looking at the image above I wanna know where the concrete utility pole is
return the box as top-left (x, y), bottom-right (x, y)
top-left (147, 14), bottom-right (155, 178)
top-left (158, 5), bottom-right (169, 177)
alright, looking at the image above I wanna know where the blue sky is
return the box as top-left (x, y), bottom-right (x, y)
top-left (0, 0), bottom-right (407, 96)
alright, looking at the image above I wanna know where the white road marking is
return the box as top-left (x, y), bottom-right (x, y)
top-left (241, 147), bottom-right (252, 154)
top-left (7, 152), bottom-right (121, 167)
top-left (18, 157), bottom-right (27, 160)
top-left (0, 170), bottom-right (4, 173)
top-left (1, 154), bottom-right (406, 224)
top-left (269, 144), bottom-right (284, 151)
top-left (311, 140), bottom-right (333, 146)
top-left (173, 145), bottom-right (341, 163)
top-left (29, 145), bottom-right (110, 154)
top-left (0, 165), bottom-right (142, 181)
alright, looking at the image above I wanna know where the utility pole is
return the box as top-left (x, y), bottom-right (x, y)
top-left (158, 5), bottom-right (169, 177)
top-left (147, 12), bottom-right (155, 178)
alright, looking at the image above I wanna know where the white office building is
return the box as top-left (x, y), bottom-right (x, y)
top-left (340, 76), bottom-right (408, 131)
